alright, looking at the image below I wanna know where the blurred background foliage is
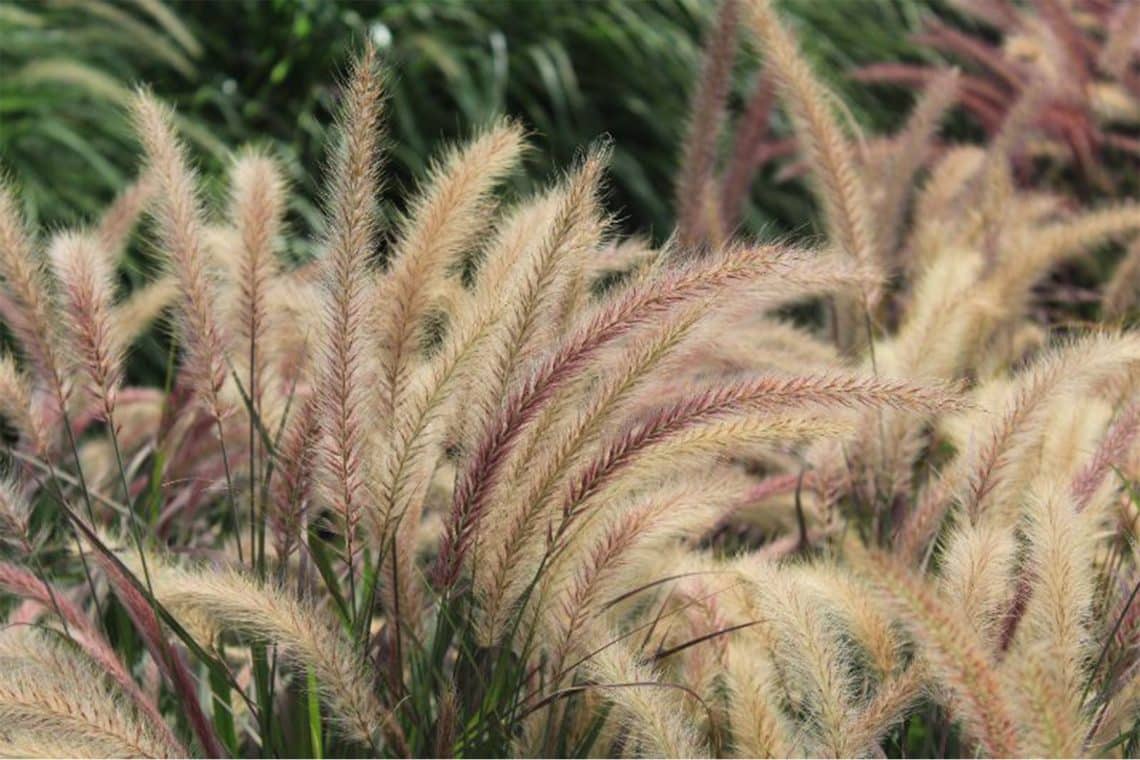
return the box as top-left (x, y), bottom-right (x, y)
top-left (1, 0), bottom-right (223, 225)
top-left (1, 0), bottom-right (934, 246)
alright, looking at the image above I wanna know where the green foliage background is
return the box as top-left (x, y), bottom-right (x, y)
top-left (1, 0), bottom-right (928, 242)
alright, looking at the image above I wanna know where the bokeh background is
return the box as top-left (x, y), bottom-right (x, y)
top-left (2, 0), bottom-right (938, 244)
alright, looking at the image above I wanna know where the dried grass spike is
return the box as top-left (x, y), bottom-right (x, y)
top-left (48, 232), bottom-right (124, 423)
top-left (675, 0), bottom-right (740, 253)
top-left (744, 0), bottom-right (880, 307)
top-left (314, 43), bottom-right (386, 588)
top-left (131, 91), bottom-right (229, 420)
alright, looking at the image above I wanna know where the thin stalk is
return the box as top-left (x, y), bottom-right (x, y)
top-left (215, 414), bottom-right (244, 565)
top-left (39, 440), bottom-right (107, 629)
top-left (6, 447), bottom-right (132, 518)
top-left (107, 410), bottom-right (157, 601)
top-left (14, 524), bottom-right (75, 641)
top-left (4, 442), bottom-right (78, 640)
top-left (248, 327), bottom-right (260, 578)
top-left (45, 387), bottom-right (109, 627)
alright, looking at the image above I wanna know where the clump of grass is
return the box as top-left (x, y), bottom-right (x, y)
top-left (1, 0), bottom-right (1139, 757)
